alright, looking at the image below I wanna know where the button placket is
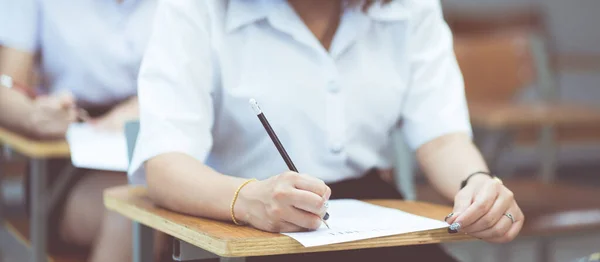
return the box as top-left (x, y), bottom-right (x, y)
top-left (325, 78), bottom-right (345, 155)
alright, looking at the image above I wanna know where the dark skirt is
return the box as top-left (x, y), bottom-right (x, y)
top-left (24, 159), bottom-right (87, 253)
top-left (246, 171), bottom-right (458, 262)
top-left (23, 106), bottom-right (113, 253)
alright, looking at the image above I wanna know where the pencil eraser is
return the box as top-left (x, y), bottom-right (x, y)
top-left (249, 98), bottom-right (262, 115)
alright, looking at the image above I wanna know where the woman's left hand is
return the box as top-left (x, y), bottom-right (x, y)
top-left (91, 97), bottom-right (139, 132)
top-left (445, 176), bottom-right (524, 243)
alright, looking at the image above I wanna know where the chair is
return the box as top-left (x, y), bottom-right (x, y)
top-left (423, 10), bottom-right (600, 262)
top-left (452, 24), bottom-right (600, 183)
top-left (123, 120), bottom-right (158, 262)
top-left (124, 121), bottom-right (140, 164)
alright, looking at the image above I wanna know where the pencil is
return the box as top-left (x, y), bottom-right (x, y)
top-left (249, 98), bottom-right (330, 229)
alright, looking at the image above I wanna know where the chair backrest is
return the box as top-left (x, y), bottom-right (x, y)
top-left (453, 30), bottom-right (536, 104)
top-left (445, 7), bottom-right (546, 36)
top-left (446, 6), bottom-right (556, 105)
top-left (124, 120), bottom-right (141, 164)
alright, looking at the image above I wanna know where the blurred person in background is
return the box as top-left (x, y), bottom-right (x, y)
top-left (131, 0), bottom-right (524, 261)
top-left (0, 0), bottom-right (162, 261)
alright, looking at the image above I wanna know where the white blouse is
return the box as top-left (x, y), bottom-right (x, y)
top-left (0, 0), bottom-right (156, 106)
top-left (129, 0), bottom-right (472, 184)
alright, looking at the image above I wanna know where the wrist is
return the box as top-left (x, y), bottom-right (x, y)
top-left (460, 171), bottom-right (497, 189)
top-left (233, 180), bottom-right (260, 225)
top-left (467, 175), bottom-right (494, 187)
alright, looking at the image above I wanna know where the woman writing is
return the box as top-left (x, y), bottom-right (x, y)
top-left (131, 0), bottom-right (524, 261)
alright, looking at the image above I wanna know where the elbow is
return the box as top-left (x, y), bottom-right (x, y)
top-left (145, 158), bottom-right (171, 208)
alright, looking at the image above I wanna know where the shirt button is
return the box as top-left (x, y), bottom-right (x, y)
top-left (327, 81), bottom-right (340, 93)
top-left (330, 144), bottom-right (344, 154)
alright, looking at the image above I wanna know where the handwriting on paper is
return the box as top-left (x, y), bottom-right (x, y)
top-left (282, 200), bottom-right (449, 247)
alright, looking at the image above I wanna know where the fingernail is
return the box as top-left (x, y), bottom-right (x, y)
top-left (448, 222), bottom-right (461, 234)
top-left (323, 212), bottom-right (329, 221)
top-left (444, 212), bottom-right (454, 222)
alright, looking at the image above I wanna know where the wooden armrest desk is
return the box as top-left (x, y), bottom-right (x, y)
top-left (0, 127), bottom-right (71, 262)
top-left (0, 127), bottom-right (70, 158)
top-left (104, 186), bottom-right (473, 262)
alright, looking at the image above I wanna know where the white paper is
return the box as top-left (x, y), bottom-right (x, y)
top-left (283, 199), bottom-right (449, 247)
top-left (66, 123), bottom-right (129, 172)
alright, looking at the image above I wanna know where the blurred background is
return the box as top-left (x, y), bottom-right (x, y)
top-left (410, 0), bottom-right (600, 261)
top-left (1, 0), bottom-right (600, 261)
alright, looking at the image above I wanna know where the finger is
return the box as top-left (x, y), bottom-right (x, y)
top-left (463, 193), bottom-right (513, 233)
top-left (281, 206), bottom-right (323, 231)
top-left (320, 184), bottom-right (331, 219)
top-left (76, 108), bottom-right (92, 122)
top-left (468, 213), bottom-right (513, 240)
top-left (452, 182), bottom-right (501, 230)
top-left (294, 174), bottom-right (329, 198)
top-left (286, 188), bottom-right (326, 216)
top-left (56, 91), bottom-right (75, 109)
top-left (487, 219), bottom-right (523, 243)
top-left (276, 220), bottom-right (307, 233)
top-left (446, 190), bottom-right (472, 224)
top-left (487, 205), bottom-right (524, 243)
top-left (65, 108), bottom-right (78, 123)
top-left (37, 96), bottom-right (62, 111)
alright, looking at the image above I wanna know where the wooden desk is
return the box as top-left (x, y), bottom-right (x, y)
top-left (0, 127), bottom-right (72, 262)
top-left (0, 127), bottom-right (70, 158)
top-left (104, 186), bottom-right (472, 261)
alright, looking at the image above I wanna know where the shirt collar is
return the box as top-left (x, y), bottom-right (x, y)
top-left (365, 0), bottom-right (411, 21)
top-left (226, 0), bottom-right (278, 33)
top-left (225, 0), bottom-right (410, 34)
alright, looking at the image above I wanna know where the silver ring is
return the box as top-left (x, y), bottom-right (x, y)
top-left (504, 213), bottom-right (515, 223)
top-left (323, 201), bottom-right (329, 209)
top-left (444, 212), bottom-right (454, 222)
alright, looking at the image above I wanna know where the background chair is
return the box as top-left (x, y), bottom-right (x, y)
top-left (412, 8), bottom-right (600, 262)
top-left (124, 120), bottom-right (157, 262)
top-left (447, 7), bottom-right (600, 182)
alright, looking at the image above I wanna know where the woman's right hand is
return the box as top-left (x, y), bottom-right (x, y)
top-left (27, 92), bottom-right (77, 139)
top-left (235, 171), bottom-right (331, 233)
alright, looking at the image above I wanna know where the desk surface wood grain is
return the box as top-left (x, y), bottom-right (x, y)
top-left (0, 127), bottom-right (70, 158)
top-left (104, 186), bottom-right (473, 258)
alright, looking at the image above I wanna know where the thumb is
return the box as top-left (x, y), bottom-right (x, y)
top-left (57, 91), bottom-right (75, 109)
top-left (446, 190), bottom-right (472, 225)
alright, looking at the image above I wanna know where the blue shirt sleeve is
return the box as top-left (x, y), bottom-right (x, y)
top-left (0, 0), bottom-right (40, 52)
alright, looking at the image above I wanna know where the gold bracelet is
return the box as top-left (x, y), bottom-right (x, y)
top-left (231, 178), bottom-right (258, 225)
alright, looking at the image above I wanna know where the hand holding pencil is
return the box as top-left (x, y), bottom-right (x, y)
top-left (27, 91), bottom-right (89, 138)
top-left (234, 99), bottom-right (331, 229)
top-left (227, 99), bottom-right (331, 233)
top-left (233, 171), bottom-right (331, 232)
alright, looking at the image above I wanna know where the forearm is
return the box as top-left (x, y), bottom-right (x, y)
top-left (145, 152), bottom-right (249, 221)
top-left (416, 132), bottom-right (489, 201)
top-left (0, 47), bottom-right (37, 135)
top-left (0, 87), bottom-right (37, 135)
